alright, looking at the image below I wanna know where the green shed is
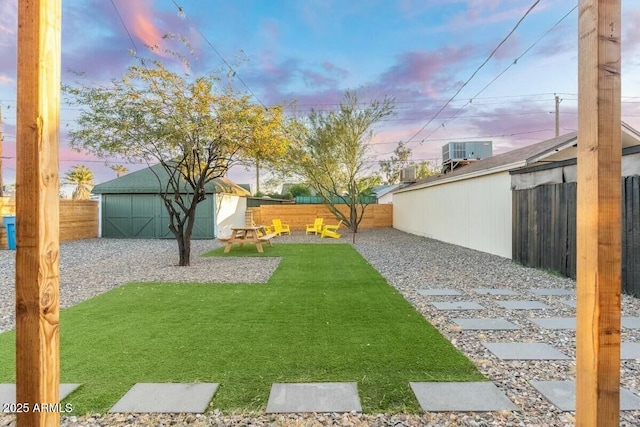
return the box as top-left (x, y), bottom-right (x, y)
top-left (92, 164), bottom-right (250, 239)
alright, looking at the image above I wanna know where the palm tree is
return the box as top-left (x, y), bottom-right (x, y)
top-left (110, 164), bottom-right (128, 178)
top-left (64, 165), bottom-right (95, 200)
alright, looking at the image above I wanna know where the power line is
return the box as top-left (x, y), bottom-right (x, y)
top-left (424, 4), bottom-right (579, 142)
top-left (169, 0), bottom-right (270, 112)
top-left (404, 0), bottom-right (542, 147)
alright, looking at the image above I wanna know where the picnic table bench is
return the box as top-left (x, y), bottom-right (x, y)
top-left (220, 226), bottom-right (275, 253)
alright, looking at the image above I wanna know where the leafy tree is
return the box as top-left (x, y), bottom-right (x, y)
top-left (415, 160), bottom-right (441, 179)
top-left (296, 90), bottom-right (393, 242)
top-left (64, 165), bottom-right (94, 200)
top-left (238, 104), bottom-right (294, 194)
top-left (110, 164), bottom-right (129, 178)
top-left (379, 140), bottom-right (411, 184)
top-left (288, 183), bottom-right (311, 198)
top-left (65, 51), bottom-right (291, 266)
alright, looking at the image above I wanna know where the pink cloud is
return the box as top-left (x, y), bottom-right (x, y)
top-left (624, 9), bottom-right (640, 56)
top-left (448, 1), bottom-right (527, 30)
top-left (321, 61), bottom-right (349, 79)
top-left (378, 47), bottom-right (472, 97)
top-left (0, 0), bottom-right (16, 36)
top-left (302, 69), bottom-right (337, 89)
top-left (0, 74), bottom-right (13, 84)
top-left (113, 0), bottom-right (167, 55)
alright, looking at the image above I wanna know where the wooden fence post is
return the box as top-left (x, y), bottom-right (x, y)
top-left (16, 0), bottom-right (62, 425)
top-left (576, 0), bottom-right (622, 425)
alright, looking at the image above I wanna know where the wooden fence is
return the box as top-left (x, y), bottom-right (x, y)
top-left (512, 176), bottom-right (640, 297)
top-left (0, 198), bottom-right (99, 249)
top-left (249, 203), bottom-right (392, 231)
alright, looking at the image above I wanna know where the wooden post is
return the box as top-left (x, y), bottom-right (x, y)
top-left (16, 0), bottom-right (62, 426)
top-left (576, 0), bottom-right (622, 426)
top-left (0, 105), bottom-right (4, 197)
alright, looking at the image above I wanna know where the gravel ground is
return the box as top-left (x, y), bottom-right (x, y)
top-left (1, 228), bottom-right (639, 426)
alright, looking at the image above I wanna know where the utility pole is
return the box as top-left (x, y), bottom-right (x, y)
top-left (554, 94), bottom-right (562, 137)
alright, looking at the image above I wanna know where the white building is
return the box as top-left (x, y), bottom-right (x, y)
top-left (393, 123), bottom-right (640, 259)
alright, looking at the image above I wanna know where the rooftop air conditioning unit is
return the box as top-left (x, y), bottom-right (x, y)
top-left (399, 166), bottom-right (416, 182)
top-left (442, 141), bottom-right (492, 163)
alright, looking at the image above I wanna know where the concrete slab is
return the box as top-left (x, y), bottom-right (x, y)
top-left (560, 300), bottom-right (577, 308)
top-left (0, 384), bottom-right (80, 407)
top-left (622, 342), bottom-right (640, 360)
top-left (473, 288), bottom-right (518, 295)
top-left (409, 382), bottom-right (519, 411)
top-left (530, 380), bottom-right (640, 411)
top-left (417, 289), bottom-right (461, 296)
top-left (530, 317), bottom-right (576, 330)
top-left (108, 383), bottom-right (218, 413)
top-left (623, 317), bottom-right (640, 329)
top-left (452, 318), bottom-right (520, 330)
top-left (497, 301), bottom-right (550, 310)
top-left (483, 343), bottom-right (570, 360)
top-left (266, 382), bottom-right (362, 413)
top-left (432, 301), bottom-right (485, 310)
top-left (529, 288), bottom-right (574, 296)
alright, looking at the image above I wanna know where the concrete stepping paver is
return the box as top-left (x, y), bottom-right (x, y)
top-left (266, 382), bottom-right (362, 413)
top-left (0, 384), bottom-right (81, 407)
top-left (622, 342), bottom-right (640, 360)
top-left (530, 317), bottom-right (576, 330)
top-left (417, 289), bottom-right (461, 296)
top-left (623, 317), bottom-right (640, 329)
top-left (410, 382), bottom-right (519, 411)
top-left (473, 288), bottom-right (518, 295)
top-left (108, 383), bottom-right (218, 413)
top-left (432, 301), bottom-right (485, 310)
top-left (530, 380), bottom-right (640, 411)
top-left (560, 300), bottom-right (577, 308)
top-left (497, 301), bottom-right (550, 310)
top-left (483, 343), bottom-right (570, 360)
top-left (530, 288), bottom-right (574, 296)
top-left (452, 318), bottom-right (520, 330)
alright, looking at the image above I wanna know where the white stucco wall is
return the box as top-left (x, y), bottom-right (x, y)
top-left (393, 172), bottom-right (513, 258)
top-left (377, 193), bottom-right (394, 204)
top-left (214, 195), bottom-right (247, 238)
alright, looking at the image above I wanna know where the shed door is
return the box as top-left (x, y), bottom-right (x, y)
top-left (101, 194), bottom-right (157, 238)
top-left (158, 196), bottom-right (216, 239)
top-left (102, 194), bottom-right (215, 239)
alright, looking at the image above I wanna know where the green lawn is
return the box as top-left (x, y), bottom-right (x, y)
top-left (0, 244), bottom-right (484, 415)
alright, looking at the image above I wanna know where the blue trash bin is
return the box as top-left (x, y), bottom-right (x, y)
top-left (3, 216), bottom-right (16, 250)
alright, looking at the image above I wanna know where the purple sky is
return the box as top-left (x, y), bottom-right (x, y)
top-left (1, 0), bottom-right (640, 190)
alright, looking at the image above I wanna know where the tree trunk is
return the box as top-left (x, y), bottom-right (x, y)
top-left (178, 234), bottom-right (191, 266)
top-left (177, 206), bottom-right (197, 266)
top-left (255, 157), bottom-right (260, 194)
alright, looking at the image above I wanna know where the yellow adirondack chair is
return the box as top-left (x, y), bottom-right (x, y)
top-left (252, 221), bottom-right (273, 237)
top-left (321, 220), bottom-right (343, 239)
top-left (305, 218), bottom-right (324, 235)
top-left (271, 218), bottom-right (291, 236)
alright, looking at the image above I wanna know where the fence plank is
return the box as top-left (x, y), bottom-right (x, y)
top-left (512, 178), bottom-right (640, 295)
top-left (251, 204), bottom-right (392, 231)
top-left (0, 198), bottom-right (98, 248)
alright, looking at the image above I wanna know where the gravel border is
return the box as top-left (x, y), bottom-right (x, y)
top-left (0, 228), bottom-right (639, 426)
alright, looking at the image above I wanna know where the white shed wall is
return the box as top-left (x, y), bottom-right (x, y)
top-left (214, 195), bottom-right (247, 238)
top-left (393, 172), bottom-right (512, 258)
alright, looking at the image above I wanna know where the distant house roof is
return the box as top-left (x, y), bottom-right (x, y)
top-left (373, 184), bottom-right (402, 198)
top-left (395, 122), bottom-right (640, 194)
top-left (92, 163), bottom-right (251, 196)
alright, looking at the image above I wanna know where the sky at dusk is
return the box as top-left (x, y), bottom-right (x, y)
top-left (1, 0), bottom-right (640, 189)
